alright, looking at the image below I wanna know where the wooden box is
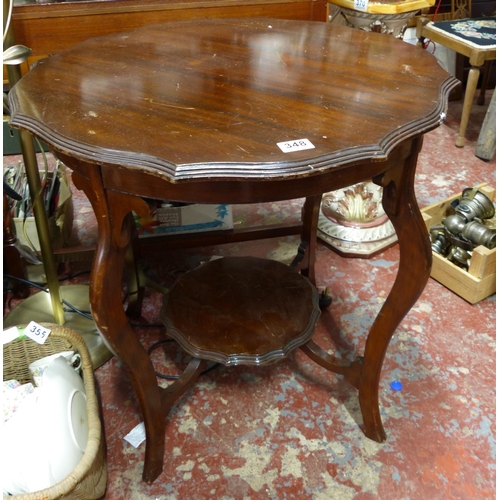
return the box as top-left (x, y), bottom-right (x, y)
top-left (421, 183), bottom-right (496, 304)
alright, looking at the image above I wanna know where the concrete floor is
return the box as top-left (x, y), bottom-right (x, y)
top-left (3, 89), bottom-right (495, 499)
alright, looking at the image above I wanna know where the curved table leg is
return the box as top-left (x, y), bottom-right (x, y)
top-left (161, 358), bottom-right (205, 413)
top-left (300, 195), bottom-right (321, 287)
top-left (361, 136), bottom-right (432, 442)
top-left (72, 168), bottom-right (169, 482)
top-left (290, 195), bottom-right (321, 286)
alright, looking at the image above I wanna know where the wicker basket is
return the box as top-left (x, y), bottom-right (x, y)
top-left (3, 325), bottom-right (107, 499)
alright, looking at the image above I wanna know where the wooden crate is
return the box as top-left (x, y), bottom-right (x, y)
top-left (421, 183), bottom-right (496, 304)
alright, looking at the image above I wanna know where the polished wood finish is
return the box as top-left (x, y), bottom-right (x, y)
top-left (10, 20), bottom-right (455, 179)
top-left (11, 0), bottom-right (327, 58)
top-left (8, 18), bottom-right (457, 483)
top-left (161, 256), bottom-right (321, 365)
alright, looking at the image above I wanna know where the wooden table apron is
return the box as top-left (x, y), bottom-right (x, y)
top-left (8, 18), bottom-right (457, 483)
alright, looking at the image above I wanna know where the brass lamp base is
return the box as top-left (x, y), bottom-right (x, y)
top-left (3, 284), bottom-right (113, 369)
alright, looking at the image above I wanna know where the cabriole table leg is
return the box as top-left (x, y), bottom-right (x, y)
top-left (361, 136), bottom-right (432, 441)
top-left (72, 169), bottom-right (168, 482)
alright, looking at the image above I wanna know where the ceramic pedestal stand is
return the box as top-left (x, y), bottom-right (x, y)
top-left (318, 182), bottom-right (398, 258)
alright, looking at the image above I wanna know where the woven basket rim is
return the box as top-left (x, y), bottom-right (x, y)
top-left (3, 324), bottom-right (106, 499)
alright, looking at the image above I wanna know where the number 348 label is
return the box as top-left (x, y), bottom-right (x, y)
top-left (25, 321), bottom-right (51, 345)
top-left (277, 138), bottom-right (315, 153)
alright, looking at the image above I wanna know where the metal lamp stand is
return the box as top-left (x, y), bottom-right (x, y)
top-left (3, 0), bottom-right (112, 368)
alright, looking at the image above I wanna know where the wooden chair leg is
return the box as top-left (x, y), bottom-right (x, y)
top-left (456, 66), bottom-right (480, 148)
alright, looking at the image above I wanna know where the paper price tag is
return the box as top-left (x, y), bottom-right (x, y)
top-left (124, 422), bottom-right (146, 448)
top-left (277, 138), bottom-right (315, 153)
top-left (25, 321), bottom-right (51, 345)
top-left (353, 0), bottom-right (369, 11)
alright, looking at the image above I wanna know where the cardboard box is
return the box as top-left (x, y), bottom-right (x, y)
top-left (135, 203), bottom-right (233, 237)
top-left (421, 183), bottom-right (496, 304)
top-left (12, 166), bottom-right (74, 252)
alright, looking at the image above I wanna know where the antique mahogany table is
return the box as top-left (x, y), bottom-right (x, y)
top-left (8, 18), bottom-right (457, 482)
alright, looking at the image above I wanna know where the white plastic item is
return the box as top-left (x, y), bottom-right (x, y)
top-left (29, 351), bottom-right (82, 387)
top-left (38, 356), bottom-right (88, 483)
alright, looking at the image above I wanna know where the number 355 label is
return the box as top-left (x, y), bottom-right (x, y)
top-left (25, 321), bottom-right (51, 345)
top-left (277, 138), bottom-right (315, 153)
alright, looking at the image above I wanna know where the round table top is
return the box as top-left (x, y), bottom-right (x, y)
top-left (9, 18), bottom-right (456, 182)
